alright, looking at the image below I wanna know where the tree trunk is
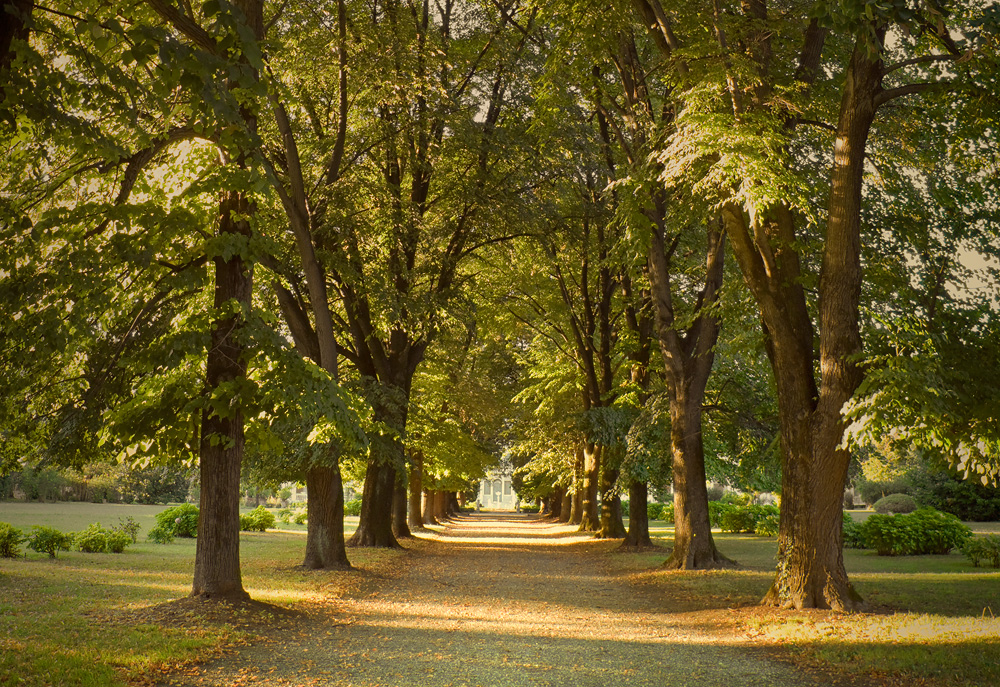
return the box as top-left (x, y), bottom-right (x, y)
top-left (407, 452), bottom-right (426, 531)
top-left (549, 486), bottom-right (564, 519)
top-left (420, 488), bottom-right (436, 524)
top-left (621, 479), bottom-right (654, 549)
top-left (559, 489), bottom-right (572, 522)
top-left (392, 476), bottom-right (411, 539)
top-left (433, 490), bottom-right (449, 521)
top-left (347, 459), bottom-right (398, 548)
top-left (664, 391), bottom-right (732, 569)
top-left (191, 191), bottom-right (253, 601)
top-left (758, 37), bottom-right (879, 611)
top-left (598, 452), bottom-right (626, 538)
top-left (302, 464), bottom-right (350, 569)
top-left (578, 443), bottom-right (601, 532)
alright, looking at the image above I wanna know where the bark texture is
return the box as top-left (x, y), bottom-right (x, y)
top-left (621, 480), bottom-right (654, 549)
top-left (302, 464), bottom-right (350, 569)
top-left (578, 443), bottom-right (601, 532)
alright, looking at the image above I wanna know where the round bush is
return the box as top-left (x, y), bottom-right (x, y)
top-left (155, 503), bottom-right (199, 537)
top-left (647, 502), bottom-right (663, 522)
top-left (0, 522), bottom-right (26, 558)
top-left (240, 505), bottom-right (276, 532)
top-left (27, 526), bottom-right (73, 558)
top-left (75, 523), bottom-right (109, 553)
top-left (873, 493), bottom-right (917, 514)
top-left (344, 498), bottom-right (363, 517)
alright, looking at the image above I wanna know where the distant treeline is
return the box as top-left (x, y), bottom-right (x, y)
top-left (0, 464), bottom-right (194, 505)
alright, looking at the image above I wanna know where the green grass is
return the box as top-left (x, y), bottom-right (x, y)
top-left (0, 501), bottom-right (366, 686)
top-left (620, 522), bottom-right (1000, 687)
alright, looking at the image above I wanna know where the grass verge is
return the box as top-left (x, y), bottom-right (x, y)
top-left (0, 502), bottom-right (370, 687)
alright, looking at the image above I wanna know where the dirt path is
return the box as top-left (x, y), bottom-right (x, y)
top-left (157, 514), bottom-right (858, 687)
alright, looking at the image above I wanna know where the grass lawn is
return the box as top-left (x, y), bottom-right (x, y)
top-left (0, 501), bottom-right (366, 687)
top-left (623, 518), bottom-right (1000, 687)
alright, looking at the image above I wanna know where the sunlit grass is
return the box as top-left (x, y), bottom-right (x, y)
top-left (0, 502), bottom-right (368, 687)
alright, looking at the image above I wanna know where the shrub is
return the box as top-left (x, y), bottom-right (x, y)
top-left (344, 498), bottom-right (363, 517)
top-left (112, 516), bottom-right (141, 543)
top-left (754, 510), bottom-right (780, 537)
top-left (75, 523), bottom-right (110, 553)
top-left (705, 484), bottom-right (726, 502)
top-left (911, 470), bottom-right (1000, 522)
top-left (147, 525), bottom-right (174, 544)
top-left (862, 508), bottom-right (972, 556)
top-left (857, 478), bottom-right (912, 506)
top-left (647, 502), bottom-right (663, 521)
top-left (293, 511), bottom-right (308, 525)
top-left (27, 526), bottom-right (73, 558)
top-left (707, 501), bottom-right (735, 528)
top-left (660, 503), bottom-right (674, 523)
top-left (276, 508), bottom-right (293, 523)
top-left (873, 493), bottom-right (917, 514)
top-left (718, 504), bottom-right (780, 534)
top-left (155, 503), bottom-right (199, 537)
top-left (0, 522), bottom-right (26, 558)
top-left (842, 512), bottom-right (866, 549)
top-left (239, 505), bottom-right (276, 532)
top-left (106, 530), bottom-right (131, 553)
top-left (961, 535), bottom-right (1000, 568)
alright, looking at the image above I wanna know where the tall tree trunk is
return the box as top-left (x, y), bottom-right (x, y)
top-left (191, 190), bottom-right (253, 600)
top-left (664, 389), bottom-right (731, 568)
top-left (392, 477), bottom-right (411, 539)
top-left (756, 37), bottom-right (879, 611)
top-left (348, 459), bottom-right (398, 547)
top-left (598, 450), bottom-right (626, 538)
top-left (578, 443), bottom-right (601, 531)
top-left (549, 486), bottom-right (564, 519)
top-left (559, 490), bottom-right (572, 522)
top-left (621, 479), bottom-right (654, 549)
top-left (407, 452), bottom-right (426, 531)
top-left (302, 464), bottom-right (349, 569)
top-left (433, 490), bottom-right (449, 521)
top-left (422, 487), bottom-right (438, 525)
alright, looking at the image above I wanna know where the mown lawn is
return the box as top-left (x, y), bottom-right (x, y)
top-left (0, 501), bottom-right (364, 687)
top-left (624, 519), bottom-right (1000, 687)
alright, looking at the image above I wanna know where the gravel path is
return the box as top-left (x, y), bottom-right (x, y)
top-left (157, 513), bottom-right (858, 687)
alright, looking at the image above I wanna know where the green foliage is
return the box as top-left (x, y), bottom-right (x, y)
top-left (961, 535), bottom-right (1000, 568)
top-left (861, 508), bottom-right (972, 556)
top-left (647, 502), bottom-right (663, 522)
top-left (842, 513), bottom-right (866, 549)
top-left (754, 511), bottom-right (781, 537)
top-left (873, 493), bottom-right (918, 514)
top-left (910, 469), bottom-right (1000, 521)
top-left (856, 477), bottom-right (913, 506)
top-left (707, 501), bottom-right (735, 528)
top-left (293, 512), bottom-right (308, 525)
top-left (147, 525), bottom-right (174, 544)
top-left (276, 508), bottom-right (292, 523)
top-left (154, 504), bottom-right (199, 538)
top-left (72, 522), bottom-right (132, 554)
top-left (239, 505), bottom-right (275, 532)
top-left (344, 498), bottom-right (362, 517)
top-left (0, 522), bottom-right (26, 558)
top-left (718, 504), bottom-right (780, 535)
top-left (26, 526), bottom-right (74, 558)
top-left (113, 516), bottom-right (141, 543)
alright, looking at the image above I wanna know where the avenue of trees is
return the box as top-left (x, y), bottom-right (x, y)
top-left (1, 0), bottom-right (998, 611)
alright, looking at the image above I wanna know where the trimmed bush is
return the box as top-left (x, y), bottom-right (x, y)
top-left (27, 526), bottom-right (73, 558)
top-left (276, 508), bottom-right (293, 523)
top-left (344, 498), bottom-right (363, 517)
top-left (862, 507), bottom-right (971, 556)
top-left (754, 510), bottom-right (780, 537)
top-left (147, 525), bottom-right (174, 544)
top-left (75, 523), bottom-right (110, 553)
top-left (647, 502), bottom-right (663, 521)
top-left (155, 503), bottom-right (199, 538)
top-left (961, 535), bottom-right (1000, 568)
top-left (708, 501), bottom-right (735, 528)
top-left (239, 505), bottom-right (276, 532)
top-left (0, 522), bottom-right (26, 558)
top-left (660, 503), bottom-right (674, 523)
top-left (873, 493), bottom-right (917, 514)
top-left (293, 511), bottom-right (308, 525)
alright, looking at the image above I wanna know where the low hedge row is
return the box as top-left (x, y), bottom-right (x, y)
top-left (0, 518), bottom-right (140, 558)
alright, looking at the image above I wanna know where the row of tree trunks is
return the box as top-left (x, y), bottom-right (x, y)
top-left (548, 486), bottom-right (565, 519)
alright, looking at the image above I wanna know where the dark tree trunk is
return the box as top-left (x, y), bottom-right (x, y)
top-left (598, 452), bottom-right (626, 538)
top-left (578, 443), bottom-right (601, 532)
top-left (302, 464), bottom-right (350, 569)
top-left (191, 190), bottom-right (253, 600)
top-left (348, 459), bottom-right (399, 548)
top-left (448, 492), bottom-right (460, 515)
top-left (407, 452), bottom-right (426, 531)
top-left (559, 490), bottom-right (572, 522)
top-left (0, 0), bottom-right (30, 78)
top-left (621, 479), bottom-right (654, 549)
top-left (422, 488), bottom-right (438, 525)
top-left (664, 391), bottom-right (731, 569)
top-left (549, 486), bottom-right (564, 519)
top-left (392, 477), bottom-right (411, 539)
top-left (433, 490), bottom-right (448, 521)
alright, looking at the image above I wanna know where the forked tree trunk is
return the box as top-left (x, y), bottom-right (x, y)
top-left (192, 191), bottom-right (253, 601)
top-left (578, 443), bottom-right (601, 532)
top-left (302, 464), bottom-right (350, 569)
top-left (407, 453), bottom-right (426, 531)
top-left (422, 488), bottom-right (438, 525)
top-left (392, 478), bottom-right (411, 539)
top-left (621, 479), bottom-right (654, 549)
